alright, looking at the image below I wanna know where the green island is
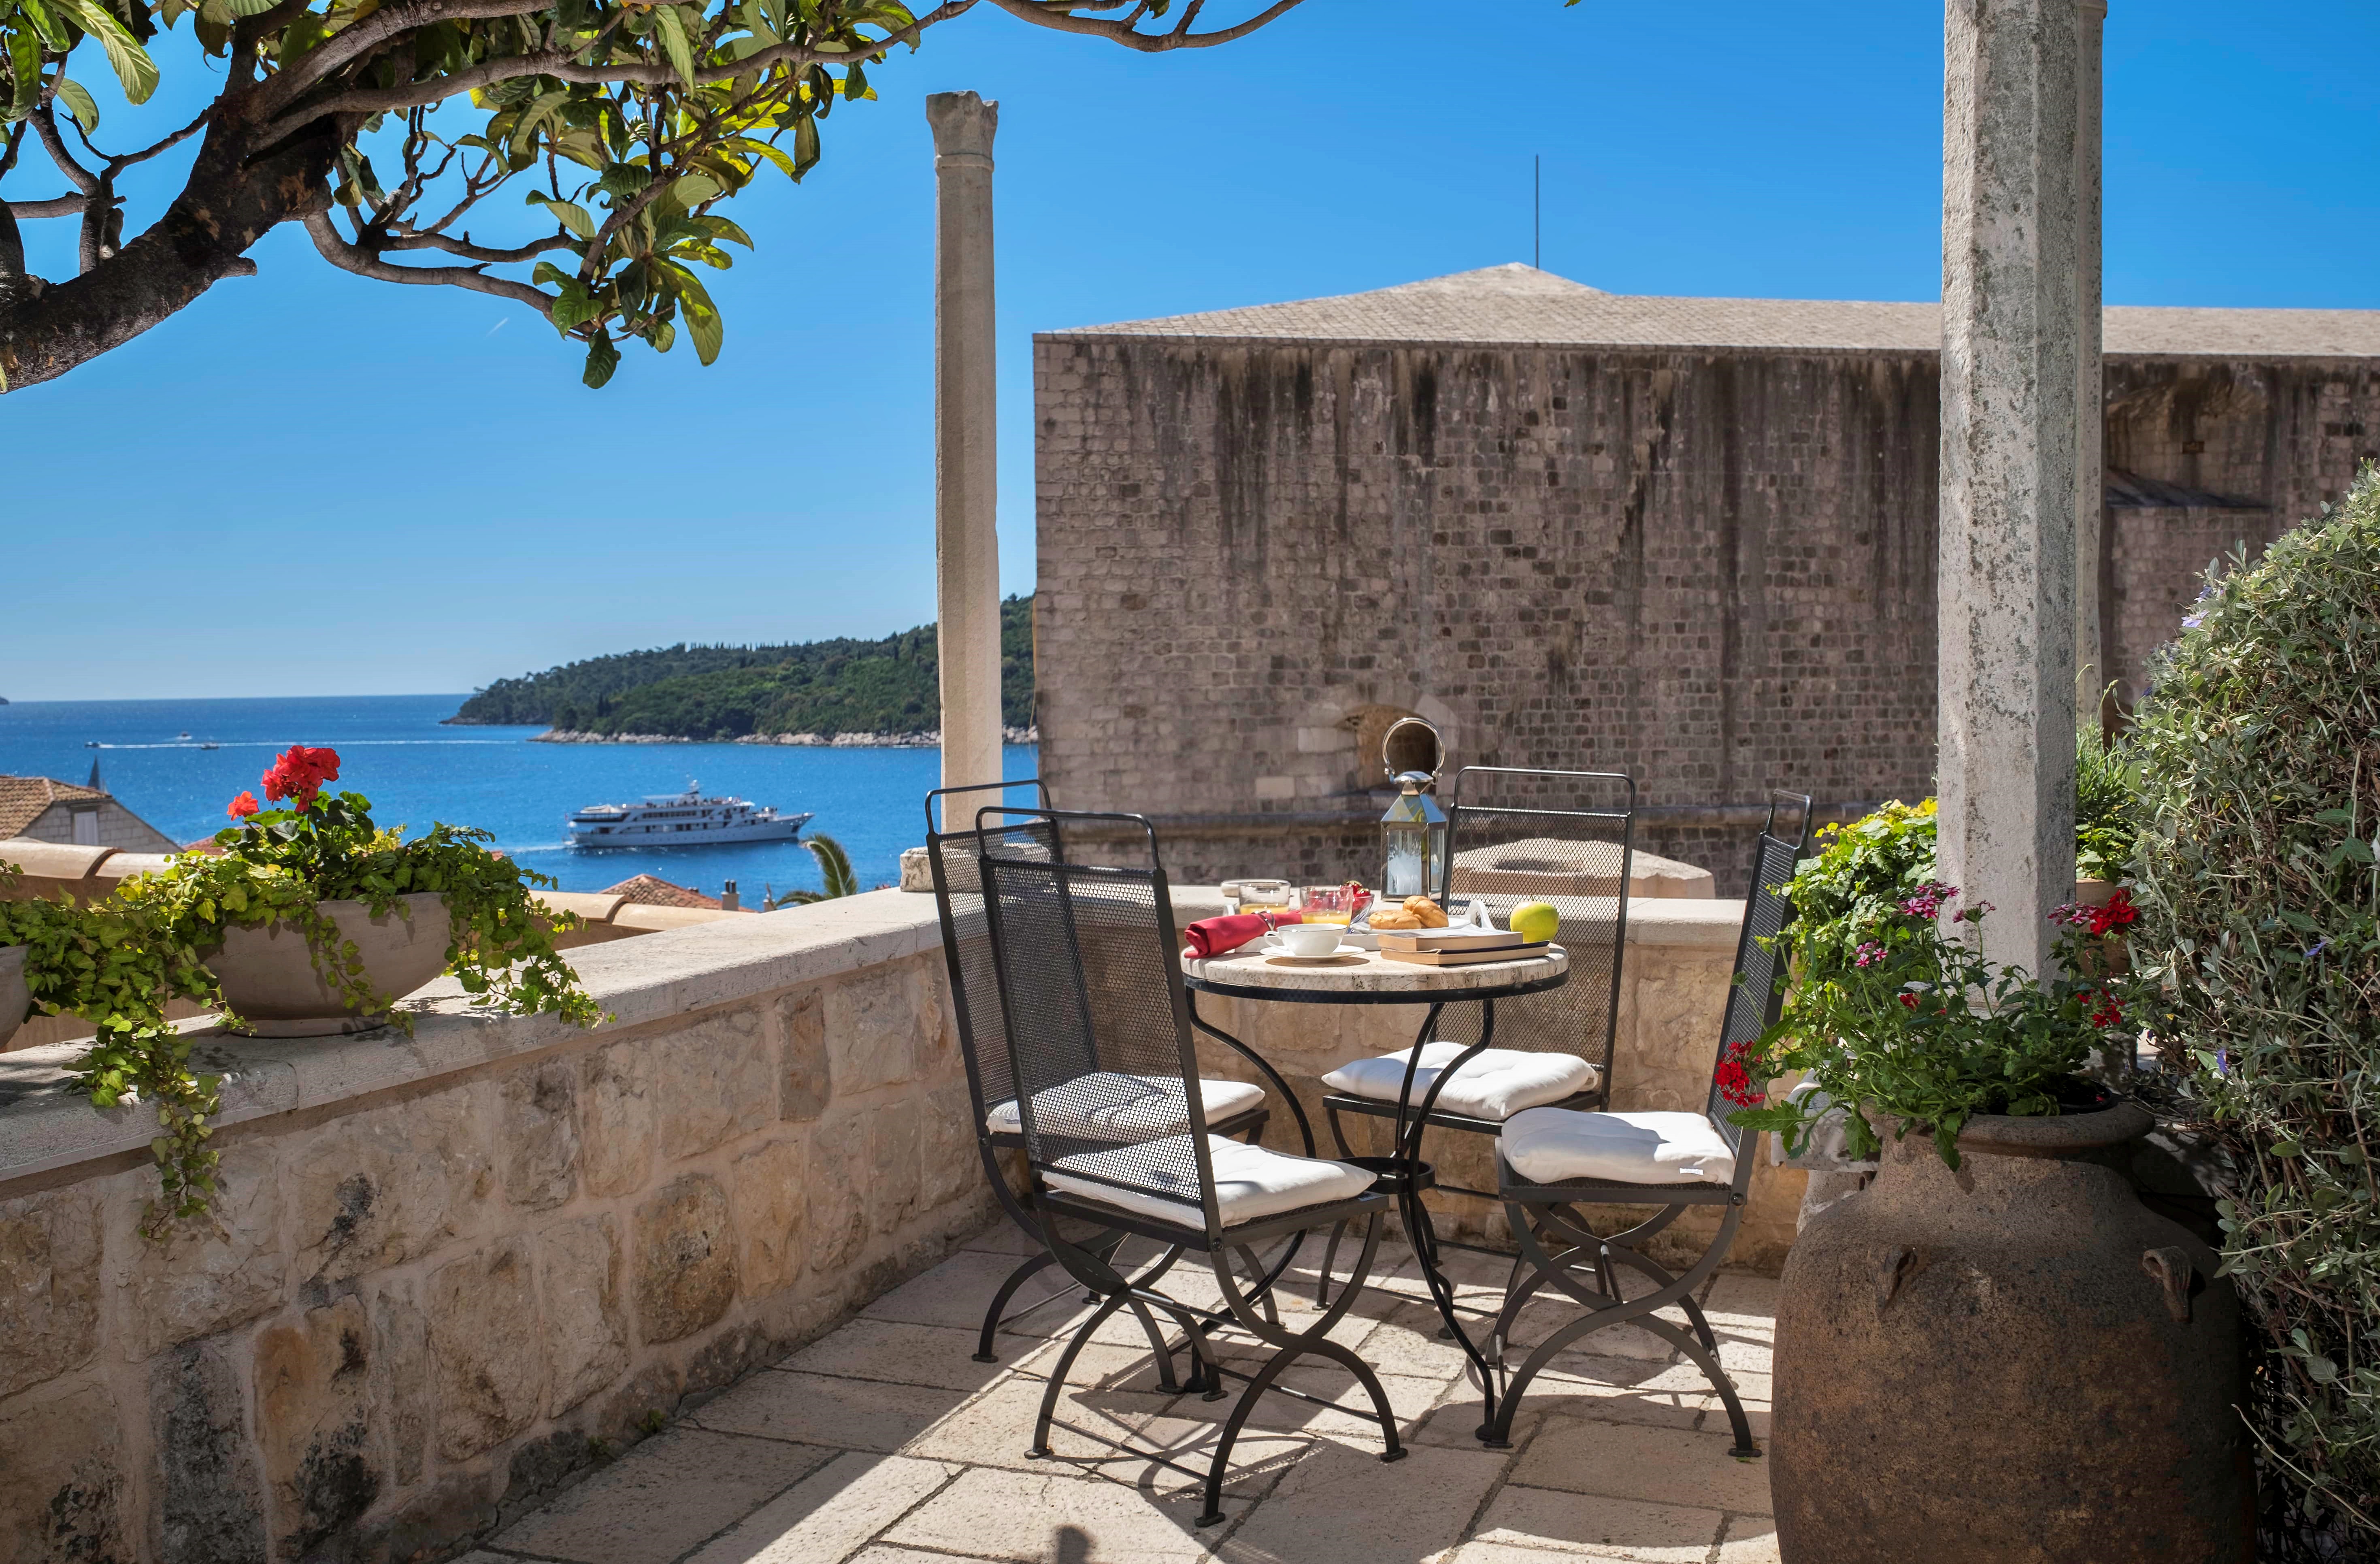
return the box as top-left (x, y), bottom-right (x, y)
top-left (448, 597), bottom-right (1035, 740)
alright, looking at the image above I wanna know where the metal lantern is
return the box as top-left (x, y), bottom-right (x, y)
top-left (1376, 714), bottom-right (1448, 898)
top-left (1379, 771), bottom-right (1448, 898)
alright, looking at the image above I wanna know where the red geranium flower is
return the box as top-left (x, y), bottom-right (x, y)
top-left (261, 745), bottom-right (341, 811)
top-left (2086, 888), bottom-right (2139, 939)
top-left (227, 791), bottom-right (260, 820)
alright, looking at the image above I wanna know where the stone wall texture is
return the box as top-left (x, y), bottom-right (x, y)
top-left (0, 943), bottom-right (991, 1564)
top-left (1034, 333), bottom-right (2380, 881)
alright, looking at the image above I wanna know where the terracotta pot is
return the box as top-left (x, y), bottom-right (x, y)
top-left (1770, 1098), bottom-right (2252, 1564)
top-left (0, 944), bottom-right (26, 1050)
top-left (206, 894), bottom-right (451, 1037)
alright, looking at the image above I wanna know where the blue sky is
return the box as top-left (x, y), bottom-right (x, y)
top-left (5, 0), bottom-right (2376, 701)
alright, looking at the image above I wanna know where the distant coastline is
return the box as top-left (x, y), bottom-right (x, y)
top-left (532, 727), bottom-right (1038, 748)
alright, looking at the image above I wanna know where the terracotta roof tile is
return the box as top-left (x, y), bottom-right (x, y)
top-left (599, 873), bottom-right (723, 910)
top-left (0, 776), bottom-right (106, 839)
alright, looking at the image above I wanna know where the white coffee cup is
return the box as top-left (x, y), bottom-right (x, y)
top-left (1276, 923), bottom-right (1345, 958)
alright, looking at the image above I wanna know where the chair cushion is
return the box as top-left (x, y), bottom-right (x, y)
top-left (1321, 1042), bottom-right (1598, 1121)
top-left (986, 1074), bottom-right (1265, 1141)
top-left (1500, 1108), bottom-right (1737, 1187)
top-left (1045, 1134), bottom-right (1376, 1230)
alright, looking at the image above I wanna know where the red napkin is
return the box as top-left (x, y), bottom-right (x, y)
top-left (1183, 910), bottom-right (1301, 959)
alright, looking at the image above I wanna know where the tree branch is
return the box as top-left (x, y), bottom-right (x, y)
top-left (31, 107), bottom-right (101, 196)
top-left (110, 108), bottom-right (215, 173)
top-left (262, 2), bottom-right (979, 143)
top-left (382, 229), bottom-right (573, 263)
top-left (254, 0), bottom-right (559, 117)
top-left (6, 196), bottom-right (89, 219)
top-left (304, 209), bottom-right (555, 317)
top-left (986, 0), bottom-right (1305, 49)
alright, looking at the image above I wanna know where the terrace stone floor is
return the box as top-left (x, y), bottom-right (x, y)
top-left (465, 1223), bottom-right (1780, 1564)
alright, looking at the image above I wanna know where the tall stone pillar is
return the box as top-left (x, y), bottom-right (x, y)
top-left (2074, 0), bottom-right (2107, 720)
top-left (1939, 0), bottom-right (2080, 974)
top-left (928, 91), bottom-right (1003, 829)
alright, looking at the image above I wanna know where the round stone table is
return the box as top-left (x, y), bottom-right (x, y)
top-left (1180, 939), bottom-right (1569, 1436)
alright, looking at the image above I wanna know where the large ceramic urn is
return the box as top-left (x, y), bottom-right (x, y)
top-left (1770, 1098), bottom-right (2252, 1564)
top-left (206, 894), bottom-right (451, 1036)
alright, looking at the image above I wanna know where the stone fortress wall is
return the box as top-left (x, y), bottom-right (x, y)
top-left (1032, 266), bottom-right (2380, 885)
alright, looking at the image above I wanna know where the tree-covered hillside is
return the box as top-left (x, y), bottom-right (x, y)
top-left (449, 599), bottom-right (1035, 740)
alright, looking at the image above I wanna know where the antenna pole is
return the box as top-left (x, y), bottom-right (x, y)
top-left (1533, 154), bottom-right (1541, 269)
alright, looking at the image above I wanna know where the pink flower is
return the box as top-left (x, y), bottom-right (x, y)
top-left (1853, 941), bottom-right (1885, 967)
top-left (1899, 882), bottom-right (1957, 920)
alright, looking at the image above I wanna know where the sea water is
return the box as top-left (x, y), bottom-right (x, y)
top-left (0, 694), bottom-right (1037, 900)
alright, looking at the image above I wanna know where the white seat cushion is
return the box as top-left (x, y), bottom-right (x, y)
top-left (1045, 1134), bottom-right (1376, 1230)
top-left (1500, 1108), bottom-right (1737, 1187)
top-left (986, 1073), bottom-right (1266, 1141)
top-left (1321, 1042), bottom-right (1598, 1121)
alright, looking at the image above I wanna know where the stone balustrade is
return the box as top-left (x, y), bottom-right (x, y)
top-left (0, 884), bottom-right (1794, 1564)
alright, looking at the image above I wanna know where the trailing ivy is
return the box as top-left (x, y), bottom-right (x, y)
top-left (0, 865), bottom-right (225, 1234)
top-left (2129, 465), bottom-right (2380, 1546)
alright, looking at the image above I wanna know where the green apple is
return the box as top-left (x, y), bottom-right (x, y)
top-left (1510, 901), bottom-right (1560, 943)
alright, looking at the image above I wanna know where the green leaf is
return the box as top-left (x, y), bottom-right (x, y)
top-left (582, 331), bottom-right (619, 388)
top-left (791, 110), bottom-right (817, 177)
top-left (51, 0), bottom-right (155, 102)
top-left (535, 195), bottom-right (595, 239)
top-left (650, 3), bottom-right (696, 89)
top-left (6, 28), bottom-right (42, 120)
top-left (53, 72), bottom-right (97, 132)
top-left (671, 171), bottom-right (720, 205)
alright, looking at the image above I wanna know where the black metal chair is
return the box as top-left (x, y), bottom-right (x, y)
top-left (1314, 768), bottom-right (1636, 1296)
top-left (1479, 790), bottom-right (1812, 1453)
top-left (976, 809), bottom-right (1406, 1527)
top-left (923, 783), bottom-right (1275, 1378)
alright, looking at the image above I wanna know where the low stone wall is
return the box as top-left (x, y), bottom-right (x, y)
top-left (1186, 895), bottom-right (1806, 1273)
top-left (0, 892), bottom-right (992, 1564)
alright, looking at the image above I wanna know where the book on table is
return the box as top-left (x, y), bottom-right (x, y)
top-left (1377, 941), bottom-right (1551, 966)
top-left (1373, 927), bottom-right (1526, 953)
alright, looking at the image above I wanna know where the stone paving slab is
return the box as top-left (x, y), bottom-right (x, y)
top-left (481, 1239), bottom-right (1778, 1564)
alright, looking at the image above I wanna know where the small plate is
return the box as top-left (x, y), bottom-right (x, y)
top-left (1265, 947), bottom-right (1369, 966)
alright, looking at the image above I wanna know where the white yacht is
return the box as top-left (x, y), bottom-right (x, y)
top-left (566, 783), bottom-right (812, 848)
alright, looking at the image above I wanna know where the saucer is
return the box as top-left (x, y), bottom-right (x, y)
top-left (1265, 947), bottom-right (1368, 966)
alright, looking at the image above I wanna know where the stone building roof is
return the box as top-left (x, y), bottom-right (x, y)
top-left (0, 776), bottom-right (107, 839)
top-left (1049, 263), bottom-right (2380, 360)
top-left (600, 873), bottom-right (723, 910)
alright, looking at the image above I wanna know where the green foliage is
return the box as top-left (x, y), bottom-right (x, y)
top-left (0, 862), bottom-right (224, 1234)
top-left (3, 0), bottom-right (1324, 390)
top-left (1731, 878), bottom-right (2127, 1167)
top-left (2076, 725), bottom-right (2139, 882)
top-left (1767, 798), bottom-right (1940, 986)
top-left (769, 831), bottom-right (855, 906)
top-left (455, 595), bottom-right (1036, 739)
top-left (2127, 465), bottom-right (2380, 1541)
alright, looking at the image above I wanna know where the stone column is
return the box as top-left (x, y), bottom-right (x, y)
top-left (2074, 0), bottom-right (2106, 722)
top-left (1939, 0), bottom-right (2080, 974)
top-left (928, 91), bottom-right (1003, 829)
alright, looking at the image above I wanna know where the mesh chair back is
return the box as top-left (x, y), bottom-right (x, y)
top-left (977, 812), bottom-right (1220, 1236)
top-left (1704, 791), bottom-right (1813, 1155)
top-left (923, 781), bottom-right (1057, 1134)
top-left (1433, 768), bottom-right (1637, 1091)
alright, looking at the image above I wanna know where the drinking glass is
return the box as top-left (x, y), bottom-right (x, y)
top-left (1298, 885), bottom-right (1363, 925)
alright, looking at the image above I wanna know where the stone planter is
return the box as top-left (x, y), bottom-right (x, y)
top-left (1770, 1097), bottom-right (2252, 1564)
top-left (0, 944), bottom-right (26, 1050)
top-left (206, 893), bottom-right (451, 1036)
